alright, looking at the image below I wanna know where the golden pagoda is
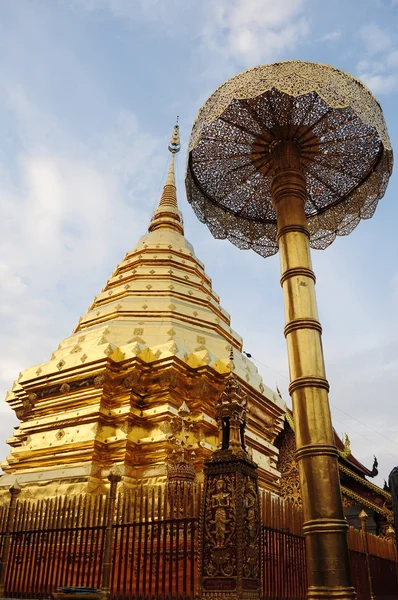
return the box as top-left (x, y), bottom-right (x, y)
top-left (0, 123), bottom-right (285, 501)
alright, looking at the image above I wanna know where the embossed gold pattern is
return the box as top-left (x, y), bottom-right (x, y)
top-left (277, 425), bottom-right (302, 507)
top-left (186, 60), bottom-right (393, 257)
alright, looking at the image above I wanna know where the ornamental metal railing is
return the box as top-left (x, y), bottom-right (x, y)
top-left (0, 484), bottom-right (396, 599)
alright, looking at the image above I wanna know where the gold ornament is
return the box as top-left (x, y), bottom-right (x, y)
top-left (186, 60), bottom-right (393, 257)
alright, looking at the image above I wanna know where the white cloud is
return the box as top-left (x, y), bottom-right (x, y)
top-left (387, 49), bottom-right (398, 68)
top-left (200, 0), bottom-right (309, 70)
top-left (317, 30), bottom-right (342, 43)
top-left (71, 0), bottom-right (310, 85)
top-left (359, 72), bottom-right (398, 93)
top-left (0, 104), bottom-right (162, 279)
top-left (357, 59), bottom-right (384, 72)
top-left (360, 24), bottom-right (392, 54)
top-left (357, 23), bottom-right (398, 94)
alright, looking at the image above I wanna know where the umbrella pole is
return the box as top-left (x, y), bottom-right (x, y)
top-left (270, 139), bottom-right (356, 600)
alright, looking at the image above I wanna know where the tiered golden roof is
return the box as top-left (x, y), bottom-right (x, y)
top-left (1, 123), bottom-right (285, 500)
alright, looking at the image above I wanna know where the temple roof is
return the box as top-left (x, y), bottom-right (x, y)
top-left (284, 409), bottom-right (389, 496)
top-left (281, 409), bottom-right (392, 521)
top-left (334, 432), bottom-right (376, 478)
top-left (8, 123), bottom-right (283, 410)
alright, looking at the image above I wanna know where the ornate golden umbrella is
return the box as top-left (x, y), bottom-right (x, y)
top-left (186, 61), bottom-right (393, 600)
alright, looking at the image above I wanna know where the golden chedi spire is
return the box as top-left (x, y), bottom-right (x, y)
top-left (149, 120), bottom-right (183, 235)
top-left (1, 119), bottom-right (285, 501)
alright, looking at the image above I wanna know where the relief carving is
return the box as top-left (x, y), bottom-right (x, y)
top-left (211, 479), bottom-right (230, 549)
top-left (199, 372), bottom-right (261, 600)
top-left (203, 475), bottom-right (237, 578)
top-left (243, 476), bottom-right (260, 579)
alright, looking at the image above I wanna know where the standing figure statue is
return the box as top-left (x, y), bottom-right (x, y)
top-left (210, 478), bottom-right (230, 548)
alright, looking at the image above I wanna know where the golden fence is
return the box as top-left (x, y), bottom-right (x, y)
top-left (261, 490), bottom-right (307, 599)
top-left (260, 489), bottom-right (398, 599)
top-left (0, 484), bottom-right (396, 599)
top-left (2, 483), bottom-right (202, 599)
top-left (261, 489), bottom-right (304, 534)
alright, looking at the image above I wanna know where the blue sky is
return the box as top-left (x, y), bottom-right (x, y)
top-left (1, 0), bottom-right (398, 486)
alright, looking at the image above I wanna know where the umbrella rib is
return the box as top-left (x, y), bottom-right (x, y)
top-left (227, 161), bottom-right (254, 175)
top-left (304, 145), bottom-right (384, 218)
top-left (217, 166), bottom-right (259, 203)
top-left (252, 156), bottom-right (272, 173)
top-left (290, 94), bottom-right (319, 139)
top-left (239, 99), bottom-right (276, 142)
top-left (210, 162), bottom-right (255, 199)
top-left (287, 93), bottom-right (296, 138)
top-left (201, 135), bottom-right (253, 144)
top-left (302, 133), bottom-right (376, 147)
top-left (236, 193), bottom-right (255, 215)
top-left (262, 92), bottom-right (286, 140)
top-left (304, 166), bottom-right (340, 199)
top-left (219, 116), bottom-right (260, 140)
top-left (297, 108), bottom-right (333, 143)
top-left (235, 171), bottom-right (271, 216)
top-left (303, 149), bottom-right (369, 158)
top-left (193, 153), bottom-right (252, 163)
top-left (233, 156), bottom-right (273, 215)
top-left (308, 159), bottom-right (361, 183)
top-left (193, 158), bottom-right (255, 201)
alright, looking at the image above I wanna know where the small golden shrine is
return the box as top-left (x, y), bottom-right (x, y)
top-left (0, 123), bottom-right (285, 501)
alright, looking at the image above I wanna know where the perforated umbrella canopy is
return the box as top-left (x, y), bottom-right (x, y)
top-left (186, 61), bottom-right (393, 258)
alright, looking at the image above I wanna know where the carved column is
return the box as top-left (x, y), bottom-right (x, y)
top-left (270, 140), bottom-right (355, 599)
top-left (101, 467), bottom-right (122, 600)
top-left (198, 376), bottom-right (261, 600)
top-left (0, 483), bottom-right (21, 598)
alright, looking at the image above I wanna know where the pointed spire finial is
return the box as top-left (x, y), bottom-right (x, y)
top-left (168, 117), bottom-right (181, 154)
top-left (149, 118), bottom-right (184, 235)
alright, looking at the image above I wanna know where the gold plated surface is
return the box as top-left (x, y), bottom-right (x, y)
top-left (271, 139), bottom-right (355, 599)
top-left (1, 123), bottom-right (285, 499)
top-left (186, 60), bottom-right (393, 257)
